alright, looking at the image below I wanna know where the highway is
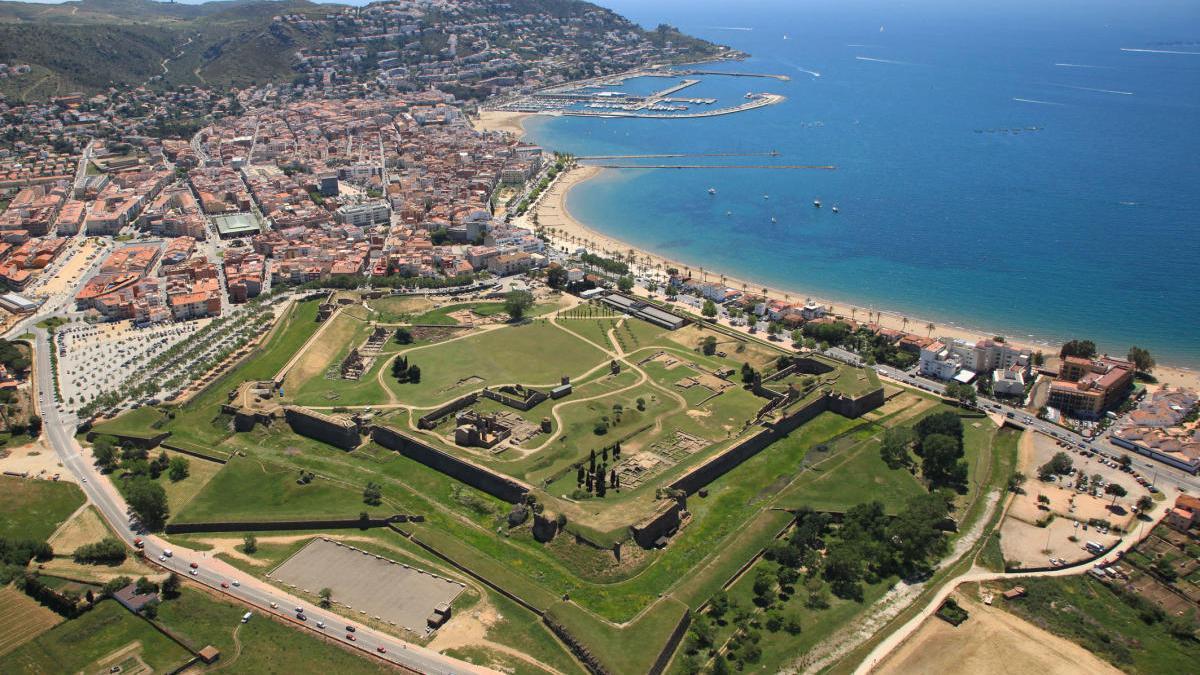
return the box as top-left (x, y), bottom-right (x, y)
top-left (31, 327), bottom-right (491, 675)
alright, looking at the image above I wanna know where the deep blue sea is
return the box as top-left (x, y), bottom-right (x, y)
top-left (523, 0), bottom-right (1200, 367)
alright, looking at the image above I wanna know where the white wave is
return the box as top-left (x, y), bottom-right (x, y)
top-left (855, 56), bottom-right (911, 65)
top-left (1053, 83), bottom-right (1134, 95)
top-left (795, 67), bottom-right (821, 78)
top-left (1013, 97), bottom-right (1064, 106)
top-left (1054, 63), bottom-right (1111, 69)
top-left (1121, 47), bottom-right (1200, 55)
top-left (708, 26), bottom-right (754, 31)
top-left (846, 44), bottom-right (880, 48)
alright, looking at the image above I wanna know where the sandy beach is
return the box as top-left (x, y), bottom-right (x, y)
top-left (471, 110), bottom-right (539, 137)
top-left (471, 109), bottom-right (1199, 391)
top-left (525, 165), bottom-right (1200, 391)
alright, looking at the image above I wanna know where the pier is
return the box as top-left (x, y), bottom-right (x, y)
top-left (678, 69), bottom-right (791, 81)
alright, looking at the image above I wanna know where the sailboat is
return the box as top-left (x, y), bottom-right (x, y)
top-left (708, 187), bottom-right (717, 195)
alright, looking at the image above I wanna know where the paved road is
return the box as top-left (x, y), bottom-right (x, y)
top-left (31, 328), bottom-right (492, 675)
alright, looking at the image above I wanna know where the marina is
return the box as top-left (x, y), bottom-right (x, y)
top-left (484, 65), bottom-right (788, 119)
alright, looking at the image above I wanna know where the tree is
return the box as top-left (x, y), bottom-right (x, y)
top-left (701, 299), bottom-right (717, 319)
top-left (363, 482), bottom-right (383, 506)
top-left (1008, 471), bottom-right (1027, 493)
top-left (920, 433), bottom-right (967, 488)
top-left (243, 534), bottom-right (258, 554)
top-left (136, 576), bottom-right (159, 595)
top-left (125, 478), bottom-right (169, 531)
top-left (1105, 483), bottom-right (1128, 504)
top-left (1060, 339), bottom-right (1097, 359)
top-left (393, 327), bottom-right (413, 344)
top-left (617, 275), bottom-right (634, 293)
top-left (1127, 346), bottom-right (1155, 373)
top-left (161, 573), bottom-right (181, 599)
top-left (944, 381), bottom-right (977, 406)
top-left (709, 590), bottom-right (730, 620)
top-left (319, 587), bottom-right (333, 608)
top-left (93, 442), bottom-right (118, 472)
top-left (504, 290), bottom-right (534, 321)
top-left (1136, 495), bottom-right (1154, 513)
top-left (142, 600), bottom-right (159, 619)
top-left (701, 335), bottom-right (717, 356)
top-left (406, 364), bottom-right (421, 383)
top-left (1038, 452), bottom-right (1073, 479)
top-left (167, 456), bottom-right (190, 482)
top-left (546, 266), bottom-right (568, 289)
top-left (880, 427), bottom-right (915, 470)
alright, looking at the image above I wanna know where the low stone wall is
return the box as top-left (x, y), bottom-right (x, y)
top-left (482, 386), bottom-right (548, 411)
top-left (371, 425), bottom-right (530, 503)
top-left (417, 393), bottom-right (478, 430)
top-left (159, 442), bottom-right (229, 465)
top-left (283, 406), bottom-right (360, 450)
top-left (165, 514), bottom-right (412, 534)
top-left (648, 609), bottom-right (693, 675)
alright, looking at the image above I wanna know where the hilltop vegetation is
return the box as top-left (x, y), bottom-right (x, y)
top-left (0, 0), bottom-right (727, 101)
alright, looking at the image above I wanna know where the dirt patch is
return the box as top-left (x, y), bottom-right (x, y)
top-left (48, 505), bottom-right (111, 554)
top-left (875, 594), bottom-right (1120, 675)
top-left (0, 439), bottom-right (69, 481)
top-left (685, 409), bottom-right (712, 419)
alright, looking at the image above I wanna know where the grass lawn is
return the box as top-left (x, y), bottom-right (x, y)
top-left (546, 597), bottom-right (689, 674)
top-left (172, 456), bottom-right (372, 523)
top-left (0, 476), bottom-right (85, 541)
top-left (157, 452), bottom-right (225, 515)
top-left (5, 600), bottom-right (191, 674)
top-left (995, 576), bottom-right (1200, 674)
top-left (156, 586), bottom-right (392, 673)
top-left (89, 406), bottom-right (168, 439)
top-left (382, 320), bottom-right (609, 406)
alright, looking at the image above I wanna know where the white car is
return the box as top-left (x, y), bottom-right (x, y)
top-left (163, 549), bottom-right (173, 557)
top-left (159, 555), bottom-right (167, 562)
top-left (231, 580), bottom-right (240, 587)
top-left (189, 569), bottom-right (198, 576)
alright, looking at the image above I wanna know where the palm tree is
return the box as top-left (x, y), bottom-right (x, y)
top-left (926, 322), bottom-right (935, 337)
top-left (850, 307), bottom-right (857, 321)
top-left (901, 316), bottom-right (910, 332)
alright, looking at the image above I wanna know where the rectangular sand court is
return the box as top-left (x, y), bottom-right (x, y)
top-left (269, 538), bottom-right (464, 632)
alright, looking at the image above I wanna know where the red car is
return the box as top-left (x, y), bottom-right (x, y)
top-left (377, 646), bottom-right (387, 654)
top-left (220, 582), bottom-right (229, 589)
top-left (189, 562), bottom-right (198, 569)
top-left (346, 634), bottom-right (356, 642)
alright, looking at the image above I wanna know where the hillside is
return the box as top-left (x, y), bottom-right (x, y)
top-left (0, 0), bottom-right (727, 102)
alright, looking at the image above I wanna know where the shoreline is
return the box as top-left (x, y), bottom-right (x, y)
top-left (471, 112), bottom-right (1199, 390)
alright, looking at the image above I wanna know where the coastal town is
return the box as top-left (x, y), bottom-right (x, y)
top-left (0, 1), bottom-right (1198, 675)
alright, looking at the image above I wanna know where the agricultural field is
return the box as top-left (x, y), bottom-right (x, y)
top-left (47, 505), bottom-right (113, 555)
top-left (86, 293), bottom-right (1010, 673)
top-left (0, 586), bottom-right (62, 658)
top-left (5, 600), bottom-right (191, 674)
top-left (0, 476), bottom-right (85, 541)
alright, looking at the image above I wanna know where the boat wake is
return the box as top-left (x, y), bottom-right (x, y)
top-left (855, 56), bottom-right (912, 65)
top-left (1121, 47), bottom-right (1200, 55)
top-left (794, 66), bottom-right (821, 78)
top-left (708, 26), bottom-right (753, 31)
top-left (1053, 83), bottom-right (1134, 96)
top-left (1054, 63), bottom-right (1112, 69)
top-left (1012, 97), bottom-right (1064, 106)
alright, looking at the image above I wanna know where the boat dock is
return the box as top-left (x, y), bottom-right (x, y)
top-left (678, 69), bottom-right (791, 81)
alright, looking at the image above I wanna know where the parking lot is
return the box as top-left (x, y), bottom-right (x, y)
top-left (269, 538), bottom-right (464, 634)
top-left (56, 319), bottom-right (205, 409)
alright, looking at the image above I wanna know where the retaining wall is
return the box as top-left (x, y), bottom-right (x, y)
top-left (371, 425), bottom-right (530, 503)
top-left (164, 514), bottom-right (411, 535)
top-left (630, 500), bottom-right (684, 548)
top-left (283, 406), bottom-right (360, 450)
top-left (482, 386), bottom-right (548, 411)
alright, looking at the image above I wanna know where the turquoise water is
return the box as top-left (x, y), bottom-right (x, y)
top-left (523, 0), bottom-right (1200, 367)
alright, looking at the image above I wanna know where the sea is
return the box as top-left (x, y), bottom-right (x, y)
top-left (521, 0), bottom-right (1200, 368)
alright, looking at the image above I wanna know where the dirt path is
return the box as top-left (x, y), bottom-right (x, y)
top-left (208, 623), bottom-right (245, 672)
top-left (427, 598), bottom-right (566, 675)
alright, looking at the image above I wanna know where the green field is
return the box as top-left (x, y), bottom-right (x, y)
top-left (156, 586), bottom-right (392, 673)
top-left (5, 600), bottom-right (191, 674)
top-left (0, 476), bottom-right (85, 541)
top-left (173, 456), bottom-right (372, 523)
top-left (995, 576), bottom-right (1200, 674)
